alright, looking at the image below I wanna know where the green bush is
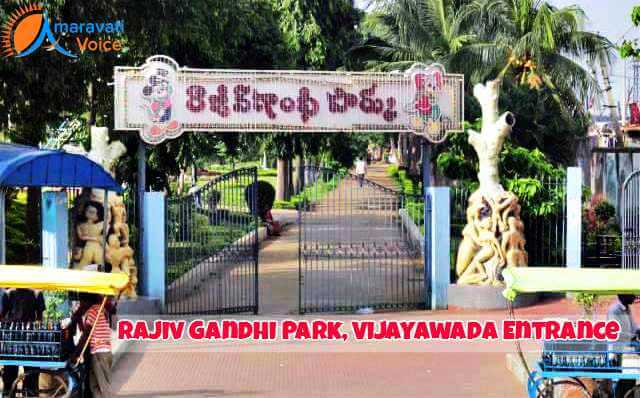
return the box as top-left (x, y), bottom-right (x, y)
top-left (386, 165), bottom-right (399, 178)
top-left (245, 180), bottom-right (275, 220)
top-left (405, 200), bottom-right (424, 227)
top-left (43, 291), bottom-right (69, 321)
top-left (390, 169), bottom-right (420, 196)
top-left (594, 201), bottom-right (616, 222)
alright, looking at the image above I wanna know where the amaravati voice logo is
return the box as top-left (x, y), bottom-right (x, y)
top-left (1, 3), bottom-right (76, 58)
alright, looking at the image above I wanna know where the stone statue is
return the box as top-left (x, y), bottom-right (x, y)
top-left (107, 201), bottom-right (137, 298)
top-left (456, 79), bottom-right (528, 285)
top-left (66, 126), bottom-right (138, 297)
top-left (73, 202), bottom-right (105, 270)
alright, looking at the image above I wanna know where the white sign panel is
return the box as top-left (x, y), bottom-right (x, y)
top-left (114, 55), bottom-right (464, 145)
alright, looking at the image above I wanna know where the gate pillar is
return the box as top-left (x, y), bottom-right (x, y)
top-left (42, 191), bottom-right (68, 268)
top-left (566, 167), bottom-right (582, 269)
top-left (427, 187), bottom-right (450, 310)
top-left (142, 192), bottom-right (166, 308)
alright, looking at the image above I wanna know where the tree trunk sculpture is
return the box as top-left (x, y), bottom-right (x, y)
top-left (456, 80), bottom-right (528, 285)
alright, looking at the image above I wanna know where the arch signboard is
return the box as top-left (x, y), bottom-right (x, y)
top-left (114, 55), bottom-right (464, 145)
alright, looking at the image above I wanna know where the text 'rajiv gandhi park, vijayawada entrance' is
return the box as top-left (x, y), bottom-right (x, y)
top-left (113, 55), bottom-right (463, 314)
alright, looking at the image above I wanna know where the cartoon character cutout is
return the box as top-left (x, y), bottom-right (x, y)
top-left (141, 67), bottom-right (180, 138)
top-left (405, 64), bottom-right (446, 141)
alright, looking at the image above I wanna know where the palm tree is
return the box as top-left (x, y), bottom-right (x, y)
top-left (467, 0), bottom-right (612, 108)
top-left (352, 0), bottom-right (612, 107)
top-left (351, 0), bottom-right (480, 78)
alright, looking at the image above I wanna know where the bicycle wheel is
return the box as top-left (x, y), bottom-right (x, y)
top-left (10, 370), bottom-right (70, 398)
top-left (623, 385), bottom-right (640, 398)
top-left (536, 380), bottom-right (591, 398)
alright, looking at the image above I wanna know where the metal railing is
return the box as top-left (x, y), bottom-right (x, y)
top-left (165, 168), bottom-right (259, 314)
top-left (298, 166), bottom-right (425, 314)
top-left (450, 174), bottom-right (567, 273)
top-left (623, 170), bottom-right (640, 269)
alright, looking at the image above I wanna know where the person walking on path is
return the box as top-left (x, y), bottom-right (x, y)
top-left (355, 157), bottom-right (367, 187)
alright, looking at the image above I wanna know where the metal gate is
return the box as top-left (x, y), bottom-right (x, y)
top-left (165, 168), bottom-right (259, 314)
top-left (622, 170), bottom-right (640, 269)
top-left (298, 167), bottom-right (426, 314)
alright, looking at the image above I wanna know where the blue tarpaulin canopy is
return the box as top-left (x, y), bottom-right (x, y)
top-left (0, 144), bottom-right (122, 191)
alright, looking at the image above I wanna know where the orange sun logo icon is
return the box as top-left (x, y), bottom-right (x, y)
top-left (1, 3), bottom-right (75, 58)
top-left (1, 3), bottom-right (46, 57)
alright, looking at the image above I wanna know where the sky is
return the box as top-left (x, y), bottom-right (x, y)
top-left (550, 0), bottom-right (638, 116)
top-left (355, 0), bottom-right (640, 117)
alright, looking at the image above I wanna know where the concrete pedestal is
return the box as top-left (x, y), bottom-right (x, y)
top-left (116, 296), bottom-right (161, 315)
top-left (447, 284), bottom-right (539, 310)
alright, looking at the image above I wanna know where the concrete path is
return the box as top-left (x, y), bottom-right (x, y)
top-left (112, 296), bottom-right (601, 397)
top-left (259, 163), bottom-right (416, 315)
top-left (113, 351), bottom-right (524, 398)
top-left (361, 162), bottom-right (400, 192)
top-left (258, 220), bottom-right (300, 315)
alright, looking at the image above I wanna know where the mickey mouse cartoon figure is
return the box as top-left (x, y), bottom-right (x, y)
top-left (142, 68), bottom-right (179, 137)
top-left (405, 65), bottom-right (444, 138)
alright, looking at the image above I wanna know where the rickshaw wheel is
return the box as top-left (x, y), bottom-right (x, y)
top-left (623, 385), bottom-right (640, 398)
top-left (535, 380), bottom-right (590, 398)
top-left (9, 370), bottom-right (70, 398)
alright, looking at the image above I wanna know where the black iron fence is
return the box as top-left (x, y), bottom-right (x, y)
top-left (450, 175), bottom-right (567, 275)
top-left (165, 168), bottom-right (259, 315)
top-left (298, 166), bottom-right (425, 314)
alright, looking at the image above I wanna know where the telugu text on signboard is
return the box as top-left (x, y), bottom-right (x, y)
top-left (114, 55), bottom-right (463, 145)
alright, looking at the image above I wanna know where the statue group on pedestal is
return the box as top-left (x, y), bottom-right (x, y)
top-left (66, 127), bottom-right (137, 298)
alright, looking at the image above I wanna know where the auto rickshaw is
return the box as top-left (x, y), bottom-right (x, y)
top-left (503, 267), bottom-right (640, 398)
top-left (0, 265), bottom-right (129, 397)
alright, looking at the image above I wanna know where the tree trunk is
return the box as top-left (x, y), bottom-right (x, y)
top-left (276, 158), bottom-right (290, 201)
top-left (191, 164), bottom-right (197, 186)
top-left (397, 133), bottom-right (405, 166)
top-left (293, 154), bottom-right (303, 195)
top-left (25, 187), bottom-right (41, 263)
top-left (287, 158), bottom-right (293, 197)
top-left (178, 169), bottom-right (185, 193)
top-left (88, 80), bottom-right (96, 126)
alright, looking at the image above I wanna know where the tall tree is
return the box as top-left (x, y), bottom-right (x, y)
top-left (270, 0), bottom-right (361, 200)
top-left (350, 0), bottom-right (611, 166)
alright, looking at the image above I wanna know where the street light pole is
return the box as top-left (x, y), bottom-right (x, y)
top-left (137, 139), bottom-right (146, 294)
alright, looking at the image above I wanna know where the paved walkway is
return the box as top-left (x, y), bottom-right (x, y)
top-left (258, 218), bottom-right (300, 315)
top-left (361, 162), bottom-right (400, 191)
top-left (260, 162), bottom-right (412, 315)
top-left (113, 351), bottom-right (524, 397)
top-left (112, 163), bottom-right (528, 397)
top-left (113, 296), bottom-right (609, 397)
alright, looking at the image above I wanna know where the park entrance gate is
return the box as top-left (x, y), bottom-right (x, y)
top-left (298, 167), bottom-right (428, 314)
top-left (113, 55), bottom-right (462, 313)
top-left (164, 168), bottom-right (259, 314)
top-left (622, 170), bottom-right (640, 269)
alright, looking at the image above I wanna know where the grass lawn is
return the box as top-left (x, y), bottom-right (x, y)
top-left (166, 211), bottom-right (256, 284)
top-left (180, 163), bottom-right (337, 211)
